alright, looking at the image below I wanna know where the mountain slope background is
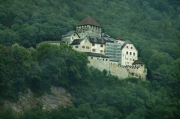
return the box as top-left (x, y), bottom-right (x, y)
top-left (0, 0), bottom-right (180, 72)
top-left (0, 0), bottom-right (180, 118)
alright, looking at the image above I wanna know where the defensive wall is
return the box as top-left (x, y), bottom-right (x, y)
top-left (88, 56), bottom-right (147, 80)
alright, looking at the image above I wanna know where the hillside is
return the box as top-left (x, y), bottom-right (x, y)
top-left (0, 0), bottom-right (180, 118)
top-left (0, 0), bottom-right (180, 73)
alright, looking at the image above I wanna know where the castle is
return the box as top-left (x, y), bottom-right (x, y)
top-left (41, 16), bottom-right (147, 79)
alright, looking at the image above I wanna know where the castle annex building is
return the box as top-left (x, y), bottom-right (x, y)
top-left (45, 16), bottom-right (147, 79)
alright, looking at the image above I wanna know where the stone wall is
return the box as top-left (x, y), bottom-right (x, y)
top-left (88, 56), bottom-right (147, 80)
top-left (88, 57), bottom-right (129, 78)
top-left (110, 62), bottom-right (129, 78)
top-left (88, 56), bottom-right (110, 72)
top-left (127, 66), bottom-right (147, 80)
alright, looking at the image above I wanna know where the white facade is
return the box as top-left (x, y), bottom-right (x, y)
top-left (121, 43), bottom-right (138, 66)
top-left (62, 32), bottom-right (80, 45)
top-left (71, 37), bottom-right (105, 54)
top-left (91, 43), bottom-right (105, 54)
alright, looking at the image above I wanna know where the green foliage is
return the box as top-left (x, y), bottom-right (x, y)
top-left (0, 44), bottom-right (31, 101)
top-left (0, 0), bottom-right (180, 118)
top-left (0, 107), bottom-right (17, 119)
top-left (0, 44), bottom-right (179, 118)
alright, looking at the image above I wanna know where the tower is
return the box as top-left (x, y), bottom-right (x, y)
top-left (76, 16), bottom-right (101, 38)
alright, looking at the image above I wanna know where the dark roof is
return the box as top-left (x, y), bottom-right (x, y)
top-left (116, 34), bottom-right (124, 40)
top-left (101, 33), bottom-right (110, 37)
top-left (132, 60), bottom-right (144, 65)
top-left (121, 40), bottom-right (132, 49)
top-left (103, 37), bottom-right (114, 43)
top-left (62, 31), bottom-right (75, 38)
top-left (78, 16), bottom-right (100, 27)
top-left (85, 52), bottom-right (109, 58)
top-left (88, 36), bottom-right (106, 44)
top-left (70, 39), bottom-right (84, 45)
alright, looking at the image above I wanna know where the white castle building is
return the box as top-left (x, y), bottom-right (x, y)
top-left (42, 16), bottom-right (147, 79)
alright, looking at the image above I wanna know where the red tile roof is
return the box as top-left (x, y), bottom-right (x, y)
top-left (77, 16), bottom-right (100, 27)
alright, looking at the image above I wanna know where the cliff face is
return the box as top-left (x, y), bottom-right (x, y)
top-left (4, 86), bottom-right (72, 113)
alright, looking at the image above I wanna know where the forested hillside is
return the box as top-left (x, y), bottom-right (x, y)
top-left (0, 0), bottom-right (180, 118)
top-left (0, 0), bottom-right (180, 73)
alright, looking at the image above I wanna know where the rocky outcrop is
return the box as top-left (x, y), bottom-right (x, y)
top-left (4, 86), bottom-right (72, 113)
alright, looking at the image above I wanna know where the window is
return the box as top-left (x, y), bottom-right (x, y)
top-left (75, 46), bottom-right (78, 48)
top-left (92, 43), bottom-right (95, 46)
top-left (86, 46), bottom-right (89, 49)
top-left (131, 47), bottom-right (133, 49)
top-left (126, 51), bottom-right (128, 55)
top-left (91, 57), bottom-right (93, 59)
top-left (126, 46), bottom-right (128, 48)
top-left (133, 53), bottom-right (135, 56)
top-left (100, 44), bottom-right (103, 47)
top-left (130, 52), bottom-right (132, 55)
top-left (106, 59), bottom-right (108, 61)
top-left (82, 46), bottom-right (85, 48)
top-left (101, 50), bottom-right (103, 53)
top-left (92, 49), bottom-right (96, 52)
top-left (74, 33), bottom-right (76, 36)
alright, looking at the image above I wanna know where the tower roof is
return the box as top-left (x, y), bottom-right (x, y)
top-left (77, 16), bottom-right (100, 27)
top-left (132, 60), bottom-right (144, 65)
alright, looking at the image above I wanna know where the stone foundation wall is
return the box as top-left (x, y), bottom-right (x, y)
top-left (88, 57), bottom-right (128, 78)
top-left (110, 63), bottom-right (129, 78)
top-left (88, 56), bottom-right (147, 80)
top-left (88, 57), bottom-right (110, 72)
